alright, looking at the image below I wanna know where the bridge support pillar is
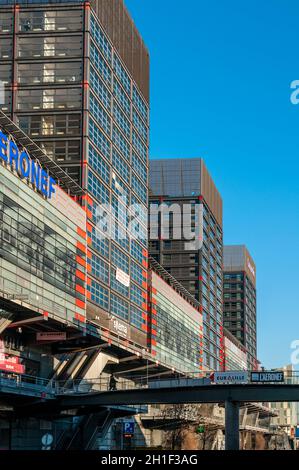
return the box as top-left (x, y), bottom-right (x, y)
top-left (225, 400), bottom-right (240, 450)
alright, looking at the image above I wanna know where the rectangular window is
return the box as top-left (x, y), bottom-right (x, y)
top-left (111, 243), bottom-right (129, 273)
top-left (132, 109), bottom-right (147, 142)
top-left (113, 102), bottom-right (130, 138)
top-left (90, 42), bottom-right (111, 86)
top-left (133, 85), bottom-right (148, 123)
top-left (131, 173), bottom-right (147, 205)
top-left (91, 253), bottom-right (109, 285)
top-left (89, 118), bottom-right (111, 159)
top-left (132, 131), bottom-right (147, 162)
top-left (110, 293), bottom-right (129, 321)
top-left (112, 125), bottom-right (130, 160)
top-left (113, 79), bottom-right (130, 116)
top-left (89, 93), bottom-right (111, 136)
top-left (112, 149), bottom-right (130, 182)
top-left (90, 67), bottom-right (111, 111)
top-left (114, 55), bottom-right (131, 95)
top-left (90, 14), bottom-right (112, 63)
top-left (132, 152), bottom-right (147, 183)
top-left (88, 144), bottom-right (110, 184)
top-left (88, 279), bottom-right (109, 310)
top-left (88, 171), bottom-right (110, 205)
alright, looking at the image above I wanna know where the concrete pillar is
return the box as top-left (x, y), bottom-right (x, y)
top-left (225, 400), bottom-right (240, 450)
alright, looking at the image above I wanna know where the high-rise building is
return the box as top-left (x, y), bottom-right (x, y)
top-left (223, 328), bottom-right (247, 371)
top-left (149, 158), bottom-right (224, 371)
top-left (0, 0), bottom-right (150, 354)
top-left (223, 245), bottom-right (257, 369)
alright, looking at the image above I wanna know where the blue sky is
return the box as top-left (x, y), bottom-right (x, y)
top-left (125, 0), bottom-right (299, 368)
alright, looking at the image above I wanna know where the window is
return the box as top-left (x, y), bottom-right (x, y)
top-left (130, 305), bottom-right (144, 330)
top-left (132, 131), bottom-right (147, 162)
top-left (90, 67), bottom-right (111, 111)
top-left (113, 79), bottom-right (130, 116)
top-left (17, 88), bottom-right (81, 111)
top-left (131, 240), bottom-right (143, 264)
top-left (17, 61), bottom-right (82, 85)
top-left (113, 102), bottom-right (130, 138)
top-left (90, 42), bottom-right (111, 85)
top-left (131, 283), bottom-right (143, 307)
top-left (18, 35), bottom-right (82, 59)
top-left (88, 144), bottom-right (110, 184)
top-left (110, 293), bottom-right (129, 321)
top-left (132, 109), bottom-right (147, 142)
top-left (112, 126), bottom-right (130, 160)
top-left (89, 119), bottom-right (111, 159)
top-left (132, 153), bottom-right (147, 182)
top-left (133, 85), bottom-right (148, 123)
top-left (88, 279), bottom-right (109, 310)
top-left (88, 171), bottom-right (110, 205)
top-left (17, 114), bottom-right (81, 137)
top-left (131, 173), bottom-right (147, 205)
top-left (90, 14), bottom-right (112, 63)
top-left (89, 93), bottom-right (111, 136)
top-left (131, 261), bottom-right (144, 285)
top-left (87, 225), bottom-right (109, 258)
top-left (91, 253), bottom-right (109, 284)
top-left (19, 9), bottom-right (83, 32)
top-left (114, 55), bottom-right (131, 94)
top-left (112, 149), bottom-right (130, 182)
top-left (40, 140), bottom-right (80, 163)
top-left (111, 243), bottom-right (129, 273)
top-left (0, 13), bottom-right (12, 33)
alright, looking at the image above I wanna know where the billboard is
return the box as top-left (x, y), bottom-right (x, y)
top-left (211, 371), bottom-right (249, 384)
top-left (250, 371), bottom-right (284, 383)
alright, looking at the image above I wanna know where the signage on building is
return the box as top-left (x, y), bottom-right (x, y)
top-left (0, 354), bottom-right (25, 374)
top-left (0, 129), bottom-right (56, 199)
top-left (250, 371), bottom-right (284, 382)
top-left (116, 268), bottom-right (130, 287)
top-left (110, 318), bottom-right (129, 339)
top-left (36, 332), bottom-right (67, 342)
top-left (211, 371), bottom-right (249, 384)
top-left (123, 421), bottom-right (134, 436)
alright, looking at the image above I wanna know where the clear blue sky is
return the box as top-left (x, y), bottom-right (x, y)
top-left (126, 0), bottom-right (299, 368)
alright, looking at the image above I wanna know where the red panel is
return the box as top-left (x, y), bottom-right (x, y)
top-left (76, 299), bottom-right (85, 309)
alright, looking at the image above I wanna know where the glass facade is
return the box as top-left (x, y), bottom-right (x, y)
top-left (0, 159), bottom-right (86, 326)
top-left (85, 8), bottom-right (149, 346)
top-left (0, 2), bottom-right (150, 351)
top-left (149, 159), bottom-right (223, 371)
top-left (223, 246), bottom-right (257, 369)
top-left (150, 271), bottom-right (203, 373)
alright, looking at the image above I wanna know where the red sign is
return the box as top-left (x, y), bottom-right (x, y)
top-left (0, 362), bottom-right (25, 374)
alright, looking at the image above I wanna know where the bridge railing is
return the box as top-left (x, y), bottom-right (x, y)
top-left (0, 370), bottom-right (56, 395)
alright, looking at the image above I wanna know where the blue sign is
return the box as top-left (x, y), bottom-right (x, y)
top-left (295, 426), bottom-right (299, 438)
top-left (0, 130), bottom-right (56, 199)
top-left (123, 421), bottom-right (134, 435)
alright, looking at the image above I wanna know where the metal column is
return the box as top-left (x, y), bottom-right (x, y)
top-left (225, 400), bottom-right (240, 450)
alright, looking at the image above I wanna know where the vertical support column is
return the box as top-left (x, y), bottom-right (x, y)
top-left (225, 400), bottom-right (240, 450)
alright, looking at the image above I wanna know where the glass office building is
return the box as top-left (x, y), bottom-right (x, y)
top-left (0, 121), bottom-right (87, 377)
top-left (148, 259), bottom-right (204, 374)
top-left (149, 158), bottom-right (224, 371)
top-left (223, 245), bottom-right (257, 370)
top-left (0, 0), bottom-right (150, 353)
top-left (223, 328), bottom-right (247, 371)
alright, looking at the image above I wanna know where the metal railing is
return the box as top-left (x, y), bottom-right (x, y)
top-left (2, 369), bottom-right (299, 399)
top-left (0, 370), bottom-right (56, 396)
